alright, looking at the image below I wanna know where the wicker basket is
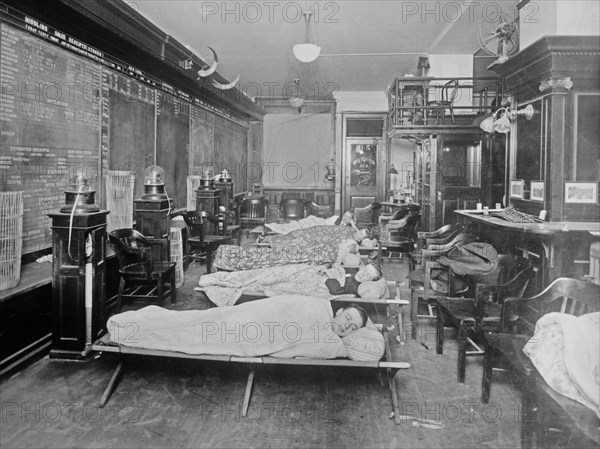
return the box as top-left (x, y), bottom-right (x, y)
top-left (169, 227), bottom-right (184, 288)
top-left (106, 171), bottom-right (135, 232)
top-left (186, 176), bottom-right (202, 211)
top-left (0, 191), bottom-right (24, 290)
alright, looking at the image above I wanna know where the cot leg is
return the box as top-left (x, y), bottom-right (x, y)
top-left (396, 305), bottom-right (405, 344)
top-left (241, 367), bottom-right (255, 417)
top-left (387, 367), bottom-right (401, 425)
top-left (383, 327), bottom-right (402, 425)
top-left (99, 361), bottom-right (124, 408)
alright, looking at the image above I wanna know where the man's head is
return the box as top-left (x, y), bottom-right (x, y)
top-left (341, 211), bottom-right (354, 224)
top-left (332, 304), bottom-right (368, 337)
top-left (354, 263), bottom-right (382, 283)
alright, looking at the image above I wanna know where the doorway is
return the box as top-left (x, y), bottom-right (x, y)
top-left (341, 116), bottom-right (385, 211)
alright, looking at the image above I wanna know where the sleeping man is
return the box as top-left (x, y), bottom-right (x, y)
top-left (262, 224), bottom-right (370, 245)
top-left (324, 263), bottom-right (383, 297)
top-left (107, 296), bottom-right (374, 360)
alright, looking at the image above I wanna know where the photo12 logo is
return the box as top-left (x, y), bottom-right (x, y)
top-left (199, 1), bottom-right (340, 24)
top-left (400, 1), bottom-right (539, 24)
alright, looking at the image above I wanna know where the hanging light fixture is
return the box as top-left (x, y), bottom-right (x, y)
top-left (293, 11), bottom-right (321, 63)
top-left (288, 79), bottom-right (305, 112)
top-left (387, 165), bottom-right (399, 175)
top-left (479, 104), bottom-right (535, 134)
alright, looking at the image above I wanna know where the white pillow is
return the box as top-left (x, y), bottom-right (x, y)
top-left (358, 277), bottom-right (388, 299)
top-left (342, 319), bottom-right (385, 361)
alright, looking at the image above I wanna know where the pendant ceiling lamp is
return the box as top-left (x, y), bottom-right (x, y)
top-left (293, 11), bottom-right (321, 63)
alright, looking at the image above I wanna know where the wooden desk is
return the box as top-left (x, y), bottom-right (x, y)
top-left (455, 210), bottom-right (600, 286)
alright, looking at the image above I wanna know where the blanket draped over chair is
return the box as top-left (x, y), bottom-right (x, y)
top-left (523, 311), bottom-right (600, 418)
top-left (107, 296), bottom-right (347, 359)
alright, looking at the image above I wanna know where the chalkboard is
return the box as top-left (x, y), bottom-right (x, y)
top-left (214, 115), bottom-right (247, 194)
top-left (189, 105), bottom-right (214, 176)
top-left (1, 17), bottom-right (249, 256)
top-left (156, 91), bottom-right (189, 209)
top-left (101, 70), bottom-right (155, 200)
top-left (0, 23), bottom-right (102, 254)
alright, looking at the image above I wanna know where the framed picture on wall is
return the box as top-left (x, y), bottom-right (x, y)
top-left (510, 179), bottom-right (524, 199)
top-left (564, 182), bottom-right (598, 203)
top-left (530, 181), bottom-right (545, 202)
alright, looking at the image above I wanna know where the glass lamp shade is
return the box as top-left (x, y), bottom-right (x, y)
top-left (288, 97), bottom-right (305, 109)
top-left (292, 43), bottom-right (321, 63)
top-left (141, 165), bottom-right (167, 200)
top-left (61, 168), bottom-right (99, 212)
top-left (493, 114), bottom-right (511, 133)
top-left (67, 171), bottom-right (90, 192)
top-left (144, 165), bottom-right (165, 186)
top-left (479, 116), bottom-right (495, 133)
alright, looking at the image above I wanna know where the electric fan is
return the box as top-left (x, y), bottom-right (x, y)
top-left (479, 13), bottom-right (519, 68)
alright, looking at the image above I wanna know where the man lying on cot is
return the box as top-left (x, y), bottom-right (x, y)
top-left (260, 224), bottom-right (370, 245)
top-left (323, 262), bottom-right (383, 298)
top-left (107, 295), bottom-right (386, 361)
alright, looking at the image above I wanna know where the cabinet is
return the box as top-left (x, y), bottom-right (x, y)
top-left (48, 211), bottom-right (109, 359)
top-left (494, 36), bottom-right (600, 222)
top-left (412, 131), bottom-right (495, 231)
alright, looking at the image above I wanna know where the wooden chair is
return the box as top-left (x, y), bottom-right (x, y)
top-left (481, 278), bottom-right (600, 448)
top-left (380, 212), bottom-right (421, 271)
top-left (183, 211), bottom-right (230, 273)
top-left (108, 229), bottom-right (176, 311)
top-left (435, 256), bottom-right (535, 383)
top-left (239, 197), bottom-right (269, 238)
top-left (427, 79), bottom-right (459, 125)
top-left (417, 223), bottom-right (463, 250)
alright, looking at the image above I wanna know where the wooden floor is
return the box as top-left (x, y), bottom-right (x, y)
top-left (0, 258), bottom-right (524, 449)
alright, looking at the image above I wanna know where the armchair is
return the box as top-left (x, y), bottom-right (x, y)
top-left (239, 197), bottom-right (269, 238)
top-left (279, 198), bottom-right (307, 221)
top-left (108, 229), bottom-right (177, 311)
top-left (380, 212), bottom-right (421, 270)
top-left (417, 223), bottom-right (463, 250)
top-left (409, 245), bottom-right (468, 341)
top-left (434, 255), bottom-right (535, 383)
top-left (183, 211), bottom-right (231, 273)
top-left (480, 278), bottom-right (600, 449)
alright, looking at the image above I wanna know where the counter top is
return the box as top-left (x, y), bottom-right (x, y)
top-left (455, 210), bottom-right (600, 236)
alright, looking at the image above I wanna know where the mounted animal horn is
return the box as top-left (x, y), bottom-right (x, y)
top-left (196, 47), bottom-right (218, 78)
top-left (211, 74), bottom-right (240, 90)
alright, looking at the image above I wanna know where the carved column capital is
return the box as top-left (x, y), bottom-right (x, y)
top-left (539, 76), bottom-right (573, 92)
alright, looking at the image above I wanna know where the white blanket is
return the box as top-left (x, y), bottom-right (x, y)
top-left (266, 215), bottom-right (339, 234)
top-left (108, 296), bottom-right (347, 359)
top-left (197, 264), bottom-right (345, 307)
top-left (523, 312), bottom-right (600, 417)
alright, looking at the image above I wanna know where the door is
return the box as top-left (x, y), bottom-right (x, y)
top-left (343, 139), bottom-right (380, 210)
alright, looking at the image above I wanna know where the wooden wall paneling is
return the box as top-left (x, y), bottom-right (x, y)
top-left (156, 91), bottom-right (190, 209)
